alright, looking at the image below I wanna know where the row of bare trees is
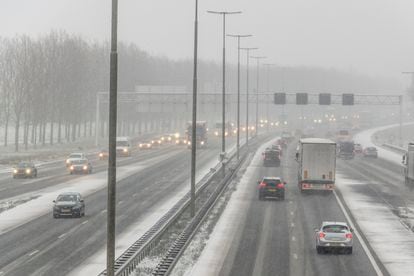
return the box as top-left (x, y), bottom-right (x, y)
top-left (0, 31), bottom-right (400, 152)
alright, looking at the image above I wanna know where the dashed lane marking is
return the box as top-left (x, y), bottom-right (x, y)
top-left (293, 253), bottom-right (298, 260)
top-left (101, 210), bottom-right (107, 214)
top-left (81, 220), bottom-right (89, 225)
top-left (292, 236), bottom-right (296, 242)
top-left (28, 250), bottom-right (39, 257)
top-left (290, 211), bottom-right (294, 216)
top-left (291, 222), bottom-right (295, 227)
top-left (58, 233), bottom-right (67, 239)
top-left (118, 201), bottom-right (123, 205)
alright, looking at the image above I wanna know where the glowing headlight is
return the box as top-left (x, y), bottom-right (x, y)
top-left (66, 160), bottom-right (70, 164)
top-left (188, 141), bottom-right (191, 145)
top-left (139, 144), bottom-right (143, 148)
top-left (83, 165), bottom-right (88, 170)
top-left (176, 140), bottom-right (179, 144)
top-left (161, 137), bottom-right (165, 141)
top-left (123, 148), bottom-right (128, 152)
top-left (99, 153), bottom-right (103, 157)
top-left (184, 140), bottom-right (187, 144)
top-left (200, 141), bottom-right (205, 145)
top-left (214, 131), bottom-right (219, 136)
top-left (26, 169), bottom-right (31, 174)
top-left (70, 166), bottom-right (74, 170)
top-left (168, 137), bottom-right (172, 141)
top-left (13, 169), bottom-right (18, 174)
top-left (225, 132), bottom-right (228, 136)
top-left (175, 133), bottom-right (180, 138)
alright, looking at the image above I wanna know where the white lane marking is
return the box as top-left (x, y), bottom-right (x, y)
top-left (0, 271), bottom-right (4, 275)
top-left (290, 211), bottom-right (294, 216)
top-left (292, 236), bottom-right (296, 242)
top-left (101, 210), bottom-right (107, 214)
top-left (58, 233), bottom-right (67, 239)
top-left (28, 250), bottom-right (39, 256)
top-left (293, 253), bottom-right (298, 260)
top-left (81, 220), bottom-right (89, 225)
top-left (289, 200), bottom-right (293, 204)
top-left (333, 190), bottom-right (384, 276)
top-left (291, 222), bottom-right (295, 227)
top-left (132, 193), bottom-right (138, 197)
top-left (118, 201), bottom-right (123, 205)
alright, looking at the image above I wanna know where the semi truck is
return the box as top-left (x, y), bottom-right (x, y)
top-left (296, 138), bottom-right (336, 192)
top-left (186, 121), bottom-right (208, 149)
top-left (338, 141), bottom-right (355, 159)
top-left (403, 142), bottom-right (414, 186)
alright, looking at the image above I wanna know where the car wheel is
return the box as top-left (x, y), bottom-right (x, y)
top-left (347, 247), bottom-right (353, 254)
top-left (316, 246), bottom-right (323, 254)
top-left (53, 214), bottom-right (59, 219)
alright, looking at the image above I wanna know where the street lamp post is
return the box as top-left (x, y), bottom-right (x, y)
top-left (227, 34), bottom-right (252, 159)
top-left (240, 47), bottom-right (258, 147)
top-left (263, 63), bottom-right (276, 132)
top-left (207, 10), bottom-right (241, 168)
top-left (251, 56), bottom-right (266, 137)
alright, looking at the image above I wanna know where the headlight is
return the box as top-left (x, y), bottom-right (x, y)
top-left (123, 148), bottom-right (128, 152)
top-left (175, 133), bottom-right (180, 138)
top-left (66, 160), bottom-right (70, 164)
top-left (70, 166), bottom-right (74, 170)
top-left (176, 140), bottom-right (179, 144)
top-left (13, 169), bottom-right (18, 174)
top-left (83, 165), bottom-right (88, 170)
top-left (200, 141), bottom-right (205, 145)
top-left (214, 131), bottom-right (219, 136)
top-left (99, 153), bottom-right (103, 157)
top-left (26, 169), bottom-right (31, 174)
top-left (139, 144), bottom-right (143, 148)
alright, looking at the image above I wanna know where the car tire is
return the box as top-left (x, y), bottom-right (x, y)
top-left (316, 246), bottom-right (323, 254)
top-left (347, 247), bottom-right (353, 254)
top-left (53, 214), bottom-right (59, 219)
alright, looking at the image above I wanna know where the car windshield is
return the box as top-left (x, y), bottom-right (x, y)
top-left (57, 195), bottom-right (77, 202)
top-left (72, 159), bottom-right (87, 164)
top-left (17, 162), bottom-right (31, 168)
top-left (116, 141), bottom-right (128, 146)
top-left (69, 154), bottom-right (82, 159)
top-left (367, 147), bottom-right (377, 151)
top-left (323, 225), bottom-right (348, 233)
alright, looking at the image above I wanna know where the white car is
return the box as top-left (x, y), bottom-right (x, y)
top-left (315, 221), bottom-right (353, 254)
top-left (65, 153), bottom-right (86, 167)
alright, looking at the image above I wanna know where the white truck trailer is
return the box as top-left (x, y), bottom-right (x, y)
top-left (296, 138), bottom-right (337, 192)
top-left (403, 142), bottom-right (414, 186)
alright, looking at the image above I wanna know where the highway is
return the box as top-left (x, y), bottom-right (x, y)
top-left (0, 137), bottom-right (242, 276)
top-left (210, 142), bottom-right (381, 276)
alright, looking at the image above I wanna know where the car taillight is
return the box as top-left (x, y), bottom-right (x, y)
top-left (319, 232), bottom-right (325, 238)
top-left (277, 183), bottom-right (284, 189)
top-left (259, 182), bottom-right (266, 188)
top-left (346, 233), bottom-right (353, 239)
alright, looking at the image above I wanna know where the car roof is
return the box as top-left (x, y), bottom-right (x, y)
top-left (262, 176), bottom-right (282, 180)
top-left (58, 192), bottom-right (81, 196)
top-left (321, 221), bottom-right (348, 227)
top-left (69, 153), bottom-right (84, 156)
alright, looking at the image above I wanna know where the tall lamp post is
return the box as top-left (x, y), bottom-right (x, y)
top-left (263, 63), bottom-right (276, 132)
top-left (251, 56), bottom-right (266, 137)
top-left (207, 10), bottom-right (241, 165)
top-left (227, 34), bottom-right (252, 159)
top-left (107, 0), bottom-right (118, 275)
top-left (240, 47), bottom-right (258, 147)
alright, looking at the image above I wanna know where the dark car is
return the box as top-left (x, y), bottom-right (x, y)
top-left (53, 192), bottom-right (85, 218)
top-left (363, 147), bottom-right (378, 158)
top-left (13, 162), bottom-right (38, 178)
top-left (68, 158), bottom-right (92, 174)
top-left (262, 149), bottom-right (281, 167)
top-left (139, 141), bottom-right (153, 149)
top-left (258, 177), bottom-right (286, 200)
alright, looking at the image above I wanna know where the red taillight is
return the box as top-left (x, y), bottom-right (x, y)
top-left (319, 232), bottom-right (325, 238)
top-left (277, 183), bottom-right (284, 189)
top-left (346, 233), bottom-right (353, 239)
top-left (259, 182), bottom-right (266, 188)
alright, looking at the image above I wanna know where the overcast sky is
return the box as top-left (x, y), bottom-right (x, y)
top-left (2, 0), bottom-right (414, 83)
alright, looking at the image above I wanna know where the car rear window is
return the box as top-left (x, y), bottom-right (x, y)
top-left (323, 225), bottom-right (348, 233)
top-left (264, 179), bottom-right (281, 187)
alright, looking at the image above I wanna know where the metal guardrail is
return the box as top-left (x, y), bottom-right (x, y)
top-left (152, 147), bottom-right (248, 276)
top-left (98, 141), bottom-right (245, 276)
top-left (382, 143), bottom-right (406, 154)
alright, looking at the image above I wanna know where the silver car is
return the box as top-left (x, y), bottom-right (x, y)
top-left (315, 221), bottom-right (353, 254)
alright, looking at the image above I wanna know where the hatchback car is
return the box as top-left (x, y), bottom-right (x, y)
top-left (53, 192), bottom-right (85, 218)
top-left (68, 158), bottom-right (92, 174)
top-left (13, 162), bottom-right (38, 178)
top-left (258, 177), bottom-right (286, 200)
top-left (315, 221), bottom-right (353, 254)
top-left (363, 147), bottom-right (378, 158)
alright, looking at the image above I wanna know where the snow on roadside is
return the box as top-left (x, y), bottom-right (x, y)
top-left (0, 150), bottom-right (179, 235)
top-left (182, 139), bottom-right (276, 276)
top-left (336, 173), bottom-right (414, 275)
top-left (68, 141), bottom-right (243, 276)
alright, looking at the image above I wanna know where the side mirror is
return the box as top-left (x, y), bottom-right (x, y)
top-left (350, 228), bottom-right (354, 232)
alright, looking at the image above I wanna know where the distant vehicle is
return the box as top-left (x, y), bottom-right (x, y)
top-left (315, 221), bottom-right (353, 254)
top-left (139, 141), bottom-right (152, 149)
top-left (213, 122), bottom-right (234, 137)
top-left (163, 134), bottom-right (174, 143)
top-left (262, 148), bottom-right (281, 167)
top-left (175, 137), bottom-right (188, 145)
top-left (336, 129), bottom-right (351, 142)
top-left (69, 158), bottom-right (92, 174)
top-left (116, 137), bottom-right (131, 156)
top-left (66, 153), bottom-right (86, 167)
top-left (13, 162), bottom-right (38, 178)
top-left (258, 177), bottom-right (286, 200)
top-left (363, 147), bottom-right (378, 158)
top-left (338, 141), bottom-right (355, 159)
top-left (53, 192), bottom-right (85, 218)
top-left (354, 143), bottom-right (363, 154)
top-left (403, 142), bottom-right (414, 186)
top-left (151, 137), bottom-right (163, 146)
top-left (296, 138), bottom-right (336, 192)
top-left (397, 207), bottom-right (409, 218)
top-left (186, 121), bottom-right (208, 149)
top-left (98, 149), bottom-right (109, 160)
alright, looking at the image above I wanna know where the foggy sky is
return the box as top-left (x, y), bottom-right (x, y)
top-left (2, 0), bottom-right (414, 82)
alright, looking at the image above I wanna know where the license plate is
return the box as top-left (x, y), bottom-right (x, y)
top-left (268, 189), bottom-right (276, 192)
top-left (62, 209), bottom-right (71, 212)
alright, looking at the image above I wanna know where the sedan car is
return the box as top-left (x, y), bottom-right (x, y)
top-left (363, 146), bottom-right (378, 158)
top-left (315, 221), bottom-right (353, 254)
top-left (258, 177), bottom-right (286, 200)
top-left (53, 192), bottom-right (85, 218)
top-left (13, 162), bottom-right (38, 178)
top-left (68, 158), bottom-right (92, 174)
top-left (354, 143), bottom-right (363, 154)
top-left (139, 141), bottom-right (153, 149)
